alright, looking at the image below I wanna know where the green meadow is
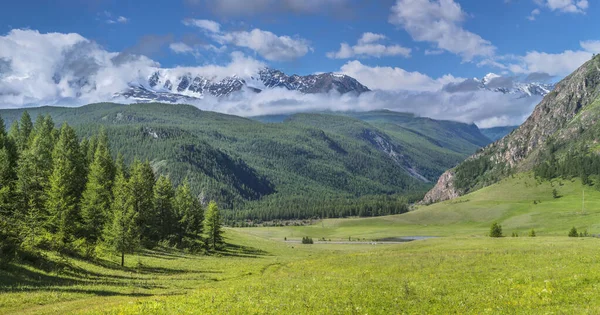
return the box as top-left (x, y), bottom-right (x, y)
top-left (4, 173), bottom-right (600, 314)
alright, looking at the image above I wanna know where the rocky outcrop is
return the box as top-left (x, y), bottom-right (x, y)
top-left (424, 55), bottom-right (600, 204)
top-left (422, 170), bottom-right (459, 204)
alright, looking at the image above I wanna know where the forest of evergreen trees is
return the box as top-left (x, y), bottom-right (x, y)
top-left (0, 112), bottom-right (223, 265)
top-left (534, 150), bottom-right (600, 185)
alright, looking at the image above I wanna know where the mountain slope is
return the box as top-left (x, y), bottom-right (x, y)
top-left (424, 55), bottom-right (600, 204)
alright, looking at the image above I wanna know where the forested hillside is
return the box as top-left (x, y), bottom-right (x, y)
top-left (0, 104), bottom-right (489, 221)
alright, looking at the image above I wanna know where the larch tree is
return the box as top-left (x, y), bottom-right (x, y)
top-left (104, 170), bottom-right (138, 266)
top-left (154, 175), bottom-right (175, 242)
top-left (15, 115), bottom-right (55, 246)
top-left (204, 201), bottom-right (223, 249)
top-left (129, 159), bottom-right (157, 247)
top-left (16, 111), bottom-right (33, 153)
top-left (46, 123), bottom-right (86, 247)
top-left (174, 178), bottom-right (203, 245)
top-left (80, 129), bottom-right (116, 246)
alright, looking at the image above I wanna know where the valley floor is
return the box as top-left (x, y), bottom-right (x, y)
top-left (3, 174), bottom-right (600, 314)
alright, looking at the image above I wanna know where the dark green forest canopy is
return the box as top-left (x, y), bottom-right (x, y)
top-left (0, 103), bottom-right (490, 221)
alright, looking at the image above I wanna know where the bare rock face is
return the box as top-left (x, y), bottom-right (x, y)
top-left (422, 170), bottom-right (459, 204)
top-left (424, 55), bottom-right (600, 204)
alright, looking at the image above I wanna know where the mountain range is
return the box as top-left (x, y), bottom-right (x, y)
top-left (115, 68), bottom-right (553, 104)
top-left (116, 68), bottom-right (370, 103)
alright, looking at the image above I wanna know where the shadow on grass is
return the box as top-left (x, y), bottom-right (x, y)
top-left (212, 243), bottom-right (270, 258)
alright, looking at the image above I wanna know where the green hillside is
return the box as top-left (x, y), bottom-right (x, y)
top-left (0, 104), bottom-right (487, 220)
top-left (242, 173), bottom-right (598, 239)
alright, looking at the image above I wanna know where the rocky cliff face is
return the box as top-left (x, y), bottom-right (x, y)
top-left (424, 55), bottom-right (600, 204)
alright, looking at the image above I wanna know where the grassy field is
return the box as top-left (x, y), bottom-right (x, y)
top-left (244, 173), bottom-right (600, 240)
top-left (3, 174), bottom-right (600, 314)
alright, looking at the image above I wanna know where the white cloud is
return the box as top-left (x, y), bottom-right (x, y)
top-left (183, 19), bottom-right (311, 61)
top-left (527, 8), bottom-right (541, 20)
top-left (339, 60), bottom-right (461, 92)
top-left (534, 0), bottom-right (589, 13)
top-left (326, 32), bottom-right (411, 59)
top-left (389, 0), bottom-right (495, 61)
top-left (580, 40), bottom-right (600, 54)
top-left (0, 29), bottom-right (266, 108)
top-left (169, 42), bottom-right (194, 54)
top-left (216, 29), bottom-right (311, 61)
top-left (195, 0), bottom-right (349, 16)
top-left (508, 45), bottom-right (593, 77)
top-left (182, 19), bottom-right (221, 33)
top-left (104, 11), bottom-right (129, 24)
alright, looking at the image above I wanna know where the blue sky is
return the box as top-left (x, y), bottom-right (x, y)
top-left (2, 0), bottom-right (598, 79)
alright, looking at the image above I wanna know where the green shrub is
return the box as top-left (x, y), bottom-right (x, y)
top-left (301, 237), bottom-right (314, 244)
top-left (569, 227), bottom-right (579, 237)
top-left (489, 223), bottom-right (503, 238)
top-left (529, 229), bottom-right (536, 237)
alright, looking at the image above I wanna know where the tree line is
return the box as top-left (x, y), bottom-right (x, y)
top-left (0, 112), bottom-right (223, 266)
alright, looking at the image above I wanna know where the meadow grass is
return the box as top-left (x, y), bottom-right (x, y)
top-left (3, 174), bottom-right (600, 313)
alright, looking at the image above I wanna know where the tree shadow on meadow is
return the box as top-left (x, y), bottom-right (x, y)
top-left (212, 242), bottom-right (271, 258)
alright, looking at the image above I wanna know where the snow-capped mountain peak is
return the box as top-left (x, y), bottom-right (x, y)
top-left (116, 67), bottom-right (371, 103)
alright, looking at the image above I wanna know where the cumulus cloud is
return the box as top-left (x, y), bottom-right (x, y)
top-left (326, 32), bottom-right (411, 59)
top-left (188, 0), bottom-right (350, 16)
top-left (339, 60), bottom-right (461, 92)
top-left (183, 19), bottom-right (311, 61)
top-left (508, 50), bottom-right (592, 77)
top-left (389, 0), bottom-right (495, 61)
top-left (534, 0), bottom-right (589, 13)
top-left (0, 29), bottom-right (265, 108)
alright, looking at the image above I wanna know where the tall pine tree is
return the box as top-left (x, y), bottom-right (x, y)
top-left (80, 129), bottom-right (116, 245)
top-left (46, 123), bottom-right (86, 247)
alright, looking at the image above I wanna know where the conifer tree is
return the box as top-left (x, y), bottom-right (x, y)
top-left (46, 123), bottom-right (86, 247)
top-left (16, 111), bottom-right (33, 153)
top-left (104, 170), bottom-right (138, 266)
top-left (15, 115), bottom-right (55, 246)
top-left (154, 175), bottom-right (175, 242)
top-left (174, 178), bottom-right (203, 244)
top-left (204, 201), bottom-right (223, 249)
top-left (129, 159), bottom-right (157, 246)
top-left (80, 129), bottom-right (116, 245)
